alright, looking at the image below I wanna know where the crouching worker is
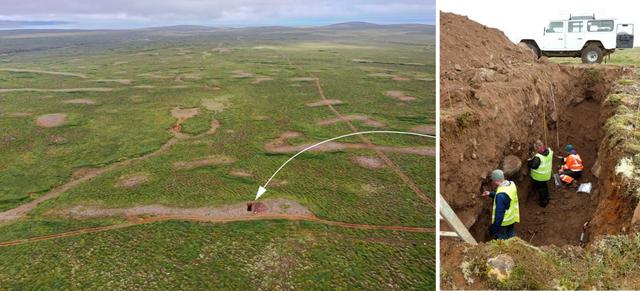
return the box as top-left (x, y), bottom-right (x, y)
top-left (481, 169), bottom-right (520, 240)
top-left (559, 144), bottom-right (584, 187)
top-left (528, 140), bottom-right (553, 207)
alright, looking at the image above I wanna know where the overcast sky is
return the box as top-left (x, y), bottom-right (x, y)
top-left (441, 0), bottom-right (639, 46)
top-left (0, 0), bottom-right (434, 29)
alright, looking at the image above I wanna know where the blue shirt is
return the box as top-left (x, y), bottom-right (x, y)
top-left (489, 190), bottom-right (512, 233)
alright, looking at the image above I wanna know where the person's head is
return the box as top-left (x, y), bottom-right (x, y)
top-left (533, 140), bottom-right (545, 153)
top-left (490, 169), bottom-right (505, 186)
top-left (564, 144), bottom-right (574, 154)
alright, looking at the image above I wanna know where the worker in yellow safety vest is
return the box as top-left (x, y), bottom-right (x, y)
top-left (558, 144), bottom-right (584, 187)
top-left (481, 169), bottom-right (520, 240)
top-left (528, 140), bottom-right (553, 207)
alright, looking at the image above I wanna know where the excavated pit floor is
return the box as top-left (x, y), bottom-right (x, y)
top-left (468, 98), bottom-right (605, 246)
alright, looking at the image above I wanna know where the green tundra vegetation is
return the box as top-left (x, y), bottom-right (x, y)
top-left (0, 23), bottom-right (435, 288)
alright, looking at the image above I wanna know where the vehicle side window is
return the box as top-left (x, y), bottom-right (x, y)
top-left (546, 22), bottom-right (564, 33)
top-left (568, 21), bottom-right (584, 33)
top-left (587, 20), bottom-right (614, 32)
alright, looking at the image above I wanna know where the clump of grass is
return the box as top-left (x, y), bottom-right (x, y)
top-left (604, 93), bottom-right (633, 106)
top-left (583, 68), bottom-right (600, 88)
top-left (618, 79), bottom-right (636, 86)
top-left (456, 111), bottom-right (476, 128)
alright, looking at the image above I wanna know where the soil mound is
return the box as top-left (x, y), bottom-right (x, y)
top-left (305, 99), bottom-right (344, 107)
top-left (170, 107), bottom-right (199, 121)
top-left (231, 70), bottom-right (253, 78)
top-left (411, 125), bottom-right (435, 135)
top-left (385, 90), bottom-right (416, 101)
top-left (173, 155), bottom-right (236, 170)
top-left (201, 99), bottom-right (225, 112)
top-left (252, 77), bottom-right (273, 84)
top-left (36, 113), bottom-right (67, 128)
top-left (93, 79), bottom-right (131, 85)
top-left (440, 12), bottom-right (533, 78)
top-left (115, 173), bottom-right (150, 188)
top-left (63, 99), bottom-right (96, 105)
top-left (58, 199), bottom-right (312, 219)
top-left (351, 156), bottom-right (385, 169)
top-left (230, 169), bottom-right (253, 177)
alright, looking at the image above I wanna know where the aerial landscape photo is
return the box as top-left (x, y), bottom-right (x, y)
top-left (0, 0), bottom-right (435, 289)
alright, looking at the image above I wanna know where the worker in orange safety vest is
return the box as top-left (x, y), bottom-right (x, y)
top-left (558, 144), bottom-right (584, 187)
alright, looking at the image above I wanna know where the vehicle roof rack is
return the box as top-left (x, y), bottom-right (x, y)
top-left (569, 13), bottom-right (595, 20)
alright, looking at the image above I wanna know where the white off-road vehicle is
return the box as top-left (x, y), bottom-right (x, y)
top-left (520, 14), bottom-right (634, 64)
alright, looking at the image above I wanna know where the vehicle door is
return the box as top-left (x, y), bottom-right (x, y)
top-left (543, 21), bottom-right (566, 50)
top-left (616, 23), bottom-right (634, 48)
top-left (565, 20), bottom-right (586, 50)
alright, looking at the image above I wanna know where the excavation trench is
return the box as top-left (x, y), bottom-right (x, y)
top-left (469, 98), bottom-right (605, 246)
top-left (443, 66), bottom-right (636, 247)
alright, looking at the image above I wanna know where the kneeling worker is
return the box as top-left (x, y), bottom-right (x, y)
top-left (481, 169), bottom-right (520, 240)
top-left (559, 144), bottom-right (584, 187)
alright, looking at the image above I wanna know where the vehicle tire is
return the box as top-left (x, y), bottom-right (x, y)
top-left (581, 45), bottom-right (603, 64)
top-left (520, 41), bottom-right (540, 59)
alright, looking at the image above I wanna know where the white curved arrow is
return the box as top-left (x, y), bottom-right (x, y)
top-left (255, 130), bottom-right (436, 200)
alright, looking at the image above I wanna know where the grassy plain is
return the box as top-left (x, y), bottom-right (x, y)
top-left (0, 23), bottom-right (434, 288)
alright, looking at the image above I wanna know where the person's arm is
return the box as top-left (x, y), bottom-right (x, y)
top-left (528, 156), bottom-right (541, 169)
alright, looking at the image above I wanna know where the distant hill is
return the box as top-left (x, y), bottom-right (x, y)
top-left (0, 21), bottom-right (434, 54)
top-left (323, 21), bottom-right (383, 29)
top-left (0, 20), bottom-right (70, 28)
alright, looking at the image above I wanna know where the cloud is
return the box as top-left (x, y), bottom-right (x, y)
top-left (0, 0), bottom-right (434, 28)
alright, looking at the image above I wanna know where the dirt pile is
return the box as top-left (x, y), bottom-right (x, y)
top-left (63, 99), bottom-right (96, 105)
top-left (173, 155), bottom-right (236, 170)
top-left (439, 12), bottom-right (625, 246)
top-left (305, 99), bottom-right (344, 107)
top-left (351, 156), bottom-right (386, 169)
top-left (35, 114), bottom-right (67, 128)
top-left (115, 173), bottom-right (150, 188)
top-left (385, 90), bottom-right (417, 101)
top-left (440, 13), bottom-right (535, 80)
top-left (57, 199), bottom-right (312, 219)
top-left (252, 77), bottom-right (273, 84)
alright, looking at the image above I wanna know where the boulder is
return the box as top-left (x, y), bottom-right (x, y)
top-left (486, 254), bottom-right (515, 282)
top-left (502, 155), bottom-right (522, 177)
